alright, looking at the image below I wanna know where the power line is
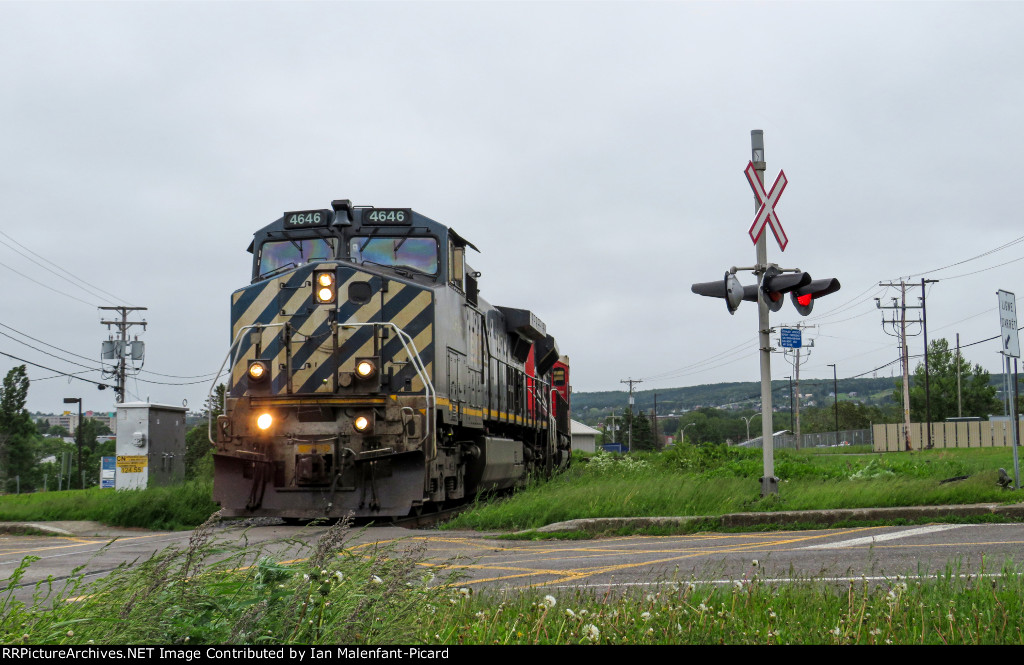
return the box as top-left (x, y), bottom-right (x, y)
top-left (0, 230), bottom-right (130, 305)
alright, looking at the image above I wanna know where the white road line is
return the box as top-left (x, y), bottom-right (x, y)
top-left (801, 524), bottom-right (966, 549)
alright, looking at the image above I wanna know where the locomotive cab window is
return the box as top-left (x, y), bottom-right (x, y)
top-left (553, 367), bottom-right (566, 386)
top-left (256, 237), bottom-right (337, 281)
top-left (349, 236), bottom-right (438, 275)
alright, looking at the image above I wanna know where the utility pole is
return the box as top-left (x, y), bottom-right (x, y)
top-left (778, 322), bottom-right (815, 449)
top-left (99, 306), bottom-right (147, 404)
top-left (827, 363), bottom-right (838, 445)
top-left (620, 378), bottom-right (642, 450)
top-left (652, 393), bottom-right (659, 448)
top-left (878, 282), bottom-right (924, 451)
top-left (605, 410), bottom-right (618, 447)
top-left (920, 279), bottom-right (939, 448)
top-left (786, 375), bottom-right (794, 433)
top-left (956, 333), bottom-right (963, 417)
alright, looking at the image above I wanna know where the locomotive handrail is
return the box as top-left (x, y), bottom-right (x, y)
top-left (208, 323), bottom-right (287, 445)
top-left (337, 322), bottom-right (437, 460)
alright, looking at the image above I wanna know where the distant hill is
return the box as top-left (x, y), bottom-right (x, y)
top-left (570, 376), bottom-right (900, 423)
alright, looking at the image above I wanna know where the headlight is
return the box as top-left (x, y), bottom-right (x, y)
top-left (353, 414), bottom-right (372, 433)
top-left (248, 360), bottom-right (269, 383)
top-left (256, 413), bottom-right (273, 430)
top-left (313, 270), bottom-right (337, 304)
top-left (355, 359), bottom-right (376, 379)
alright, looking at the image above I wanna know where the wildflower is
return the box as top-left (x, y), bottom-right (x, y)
top-left (371, 575), bottom-right (383, 584)
top-left (584, 624), bottom-right (600, 641)
top-left (303, 574), bottom-right (310, 581)
top-left (335, 571), bottom-right (344, 582)
top-left (66, 630), bottom-right (74, 638)
top-left (543, 595), bottom-right (557, 608)
top-left (697, 603), bottom-right (708, 612)
top-left (320, 569), bottom-right (328, 576)
top-left (458, 587), bottom-right (471, 598)
top-left (869, 628), bottom-right (881, 636)
top-left (640, 612), bottom-right (651, 621)
top-left (566, 608), bottom-right (576, 618)
top-left (769, 610), bottom-right (777, 619)
top-left (475, 611), bottom-right (485, 620)
top-left (752, 559), bottom-right (759, 567)
top-left (831, 627), bottom-right (841, 636)
top-left (734, 580), bottom-right (744, 589)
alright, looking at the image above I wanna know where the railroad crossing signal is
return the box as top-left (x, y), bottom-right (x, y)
top-left (745, 161), bottom-right (789, 251)
top-left (791, 277), bottom-right (842, 316)
top-left (690, 272), bottom-right (755, 315)
top-left (691, 268), bottom-right (840, 317)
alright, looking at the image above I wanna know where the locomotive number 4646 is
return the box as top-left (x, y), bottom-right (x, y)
top-left (283, 209), bottom-right (331, 229)
top-left (365, 208), bottom-right (412, 225)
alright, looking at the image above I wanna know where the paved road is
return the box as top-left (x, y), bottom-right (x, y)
top-left (1, 507), bottom-right (1022, 602)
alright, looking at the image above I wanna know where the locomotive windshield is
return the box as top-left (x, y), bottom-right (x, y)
top-left (256, 237), bottom-right (337, 280)
top-left (349, 236), bottom-right (438, 275)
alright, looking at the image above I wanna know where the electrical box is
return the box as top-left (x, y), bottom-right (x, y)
top-left (115, 402), bottom-right (187, 490)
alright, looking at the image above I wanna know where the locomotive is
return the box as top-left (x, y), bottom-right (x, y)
top-left (211, 199), bottom-right (572, 519)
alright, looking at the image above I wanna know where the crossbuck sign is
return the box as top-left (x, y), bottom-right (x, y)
top-left (745, 161), bottom-right (789, 251)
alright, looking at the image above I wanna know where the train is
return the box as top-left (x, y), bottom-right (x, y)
top-left (210, 199), bottom-right (572, 520)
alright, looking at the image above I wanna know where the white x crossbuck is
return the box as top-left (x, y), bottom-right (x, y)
top-left (744, 160), bottom-right (788, 251)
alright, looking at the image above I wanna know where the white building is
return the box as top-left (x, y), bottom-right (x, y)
top-left (570, 420), bottom-right (601, 453)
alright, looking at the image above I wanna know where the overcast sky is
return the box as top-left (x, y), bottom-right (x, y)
top-left (2, 1), bottom-right (1023, 415)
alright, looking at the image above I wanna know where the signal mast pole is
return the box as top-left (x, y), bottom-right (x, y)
top-left (751, 130), bottom-right (777, 496)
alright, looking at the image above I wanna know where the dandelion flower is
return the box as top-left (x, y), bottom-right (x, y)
top-left (752, 559), bottom-right (759, 567)
top-left (566, 608), bottom-right (576, 618)
top-left (335, 571), bottom-right (344, 582)
top-left (371, 575), bottom-right (383, 584)
top-left (543, 595), bottom-right (557, 608)
top-left (584, 624), bottom-right (600, 641)
top-left (641, 612), bottom-right (651, 621)
top-left (458, 587), bottom-right (471, 598)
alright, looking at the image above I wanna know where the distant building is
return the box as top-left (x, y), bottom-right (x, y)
top-left (571, 420), bottom-right (601, 453)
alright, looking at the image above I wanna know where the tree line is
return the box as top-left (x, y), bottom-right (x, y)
top-left (590, 337), bottom-right (1011, 448)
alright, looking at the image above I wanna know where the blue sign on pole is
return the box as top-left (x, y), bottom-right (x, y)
top-left (780, 328), bottom-right (802, 348)
top-left (100, 456), bottom-right (116, 489)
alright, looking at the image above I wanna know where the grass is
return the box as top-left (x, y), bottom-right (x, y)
top-left (0, 515), bottom-right (460, 645)
top-left (443, 445), bottom-right (1022, 532)
top-left (3, 513), bottom-right (1023, 645)
top-left (0, 479), bottom-right (216, 531)
top-left (2, 446), bottom-right (1024, 645)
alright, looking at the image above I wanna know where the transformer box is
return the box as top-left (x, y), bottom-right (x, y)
top-left (115, 402), bottom-right (187, 490)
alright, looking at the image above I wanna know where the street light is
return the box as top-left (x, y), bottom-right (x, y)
top-left (63, 397), bottom-right (82, 489)
top-left (681, 422), bottom-right (696, 445)
top-left (741, 414), bottom-right (761, 442)
top-left (827, 364), bottom-right (839, 445)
